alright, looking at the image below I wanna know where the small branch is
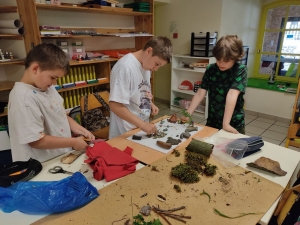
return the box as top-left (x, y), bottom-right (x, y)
top-left (152, 205), bottom-right (185, 213)
top-left (111, 214), bottom-right (127, 224)
top-left (155, 211), bottom-right (172, 225)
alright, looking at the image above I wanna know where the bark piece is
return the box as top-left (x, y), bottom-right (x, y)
top-left (157, 140), bottom-right (172, 149)
top-left (246, 156), bottom-right (287, 176)
top-left (186, 138), bottom-right (214, 157)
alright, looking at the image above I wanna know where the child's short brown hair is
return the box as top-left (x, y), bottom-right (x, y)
top-left (143, 36), bottom-right (173, 63)
top-left (212, 35), bottom-right (244, 62)
top-left (24, 43), bottom-right (70, 75)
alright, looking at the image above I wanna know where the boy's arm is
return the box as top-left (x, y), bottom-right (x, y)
top-left (110, 101), bottom-right (157, 135)
top-left (29, 135), bottom-right (87, 151)
top-left (187, 88), bottom-right (207, 115)
top-left (67, 116), bottom-right (95, 140)
top-left (223, 89), bottom-right (240, 134)
top-left (151, 102), bottom-right (159, 115)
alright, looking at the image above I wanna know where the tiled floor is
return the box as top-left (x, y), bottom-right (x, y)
top-left (152, 101), bottom-right (300, 152)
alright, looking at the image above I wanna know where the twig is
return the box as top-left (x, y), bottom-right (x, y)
top-left (159, 212), bottom-right (191, 219)
top-left (213, 208), bottom-right (263, 219)
top-left (155, 211), bottom-right (172, 225)
top-left (166, 157), bottom-right (172, 162)
top-left (152, 205), bottom-right (185, 213)
top-left (161, 213), bottom-right (187, 223)
top-left (111, 214), bottom-right (127, 224)
top-left (131, 196), bottom-right (133, 218)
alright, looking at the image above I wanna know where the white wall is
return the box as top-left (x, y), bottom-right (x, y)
top-left (154, 0), bottom-right (223, 101)
top-left (219, 0), bottom-right (262, 77)
top-left (245, 88), bottom-right (294, 119)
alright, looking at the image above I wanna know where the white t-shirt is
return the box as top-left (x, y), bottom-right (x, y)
top-left (8, 82), bottom-right (72, 162)
top-left (109, 53), bottom-right (152, 139)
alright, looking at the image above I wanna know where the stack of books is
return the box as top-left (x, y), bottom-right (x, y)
top-left (39, 25), bottom-right (61, 35)
top-left (123, 2), bottom-right (150, 12)
top-left (106, 0), bottom-right (119, 5)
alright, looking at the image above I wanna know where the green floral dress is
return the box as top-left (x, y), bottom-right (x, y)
top-left (200, 63), bottom-right (248, 133)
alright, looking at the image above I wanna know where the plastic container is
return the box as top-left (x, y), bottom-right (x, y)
top-left (179, 99), bottom-right (191, 109)
top-left (173, 97), bottom-right (183, 106)
top-left (225, 140), bottom-right (248, 160)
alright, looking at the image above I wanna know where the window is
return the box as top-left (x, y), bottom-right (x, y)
top-left (254, 1), bottom-right (300, 83)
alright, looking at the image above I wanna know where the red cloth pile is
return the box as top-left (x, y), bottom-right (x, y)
top-left (84, 142), bottom-right (138, 182)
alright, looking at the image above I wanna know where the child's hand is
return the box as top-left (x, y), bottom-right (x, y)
top-left (73, 136), bottom-right (88, 150)
top-left (180, 116), bottom-right (190, 123)
top-left (83, 131), bottom-right (95, 141)
top-left (223, 124), bottom-right (239, 134)
top-left (151, 103), bottom-right (159, 115)
top-left (140, 122), bottom-right (157, 135)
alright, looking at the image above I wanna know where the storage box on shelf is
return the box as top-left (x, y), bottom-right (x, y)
top-left (190, 32), bottom-right (217, 57)
top-left (16, 0), bottom-right (154, 106)
top-left (171, 54), bottom-right (216, 119)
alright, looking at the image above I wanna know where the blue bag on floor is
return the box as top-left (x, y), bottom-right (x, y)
top-left (0, 172), bottom-right (99, 214)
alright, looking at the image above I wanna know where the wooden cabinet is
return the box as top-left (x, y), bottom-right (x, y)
top-left (0, 3), bottom-right (26, 117)
top-left (170, 54), bottom-right (215, 119)
top-left (16, 0), bottom-right (154, 109)
top-left (285, 78), bottom-right (300, 148)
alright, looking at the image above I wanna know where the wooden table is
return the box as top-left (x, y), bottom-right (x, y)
top-left (1, 121), bottom-right (299, 225)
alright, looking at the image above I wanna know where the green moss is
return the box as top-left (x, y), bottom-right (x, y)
top-left (171, 164), bottom-right (200, 183)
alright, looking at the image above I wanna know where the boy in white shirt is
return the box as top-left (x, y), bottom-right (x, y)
top-left (8, 43), bottom-right (95, 162)
top-left (109, 36), bottom-right (173, 139)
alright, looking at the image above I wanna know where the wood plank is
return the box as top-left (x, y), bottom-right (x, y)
top-left (69, 58), bottom-right (118, 66)
top-left (107, 116), bottom-right (219, 164)
top-left (57, 79), bottom-right (108, 93)
top-left (0, 5), bottom-right (17, 13)
top-left (36, 3), bottom-right (152, 16)
top-left (0, 34), bottom-right (22, 40)
top-left (0, 59), bottom-right (24, 66)
top-left (17, 0), bottom-right (41, 53)
top-left (0, 81), bottom-right (15, 91)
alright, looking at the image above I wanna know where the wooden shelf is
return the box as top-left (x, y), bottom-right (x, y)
top-left (0, 111), bottom-right (8, 118)
top-left (0, 59), bottom-right (24, 66)
top-left (0, 5), bottom-right (17, 13)
top-left (69, 58), bottom-right (118, 66)
top-left (57, 78), bottom-right (109, 93)
top-left (36, 4), bottom-right (152, 16)
top-left (0, 34), bottom-right (23, 40)
top-left (0, 81), bottom-right (15, 91)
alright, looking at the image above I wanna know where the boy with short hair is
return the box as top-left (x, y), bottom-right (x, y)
top-left (8, 43), bottom-right (95, 162)
top-left (109, 36), bottom-right (173, 139)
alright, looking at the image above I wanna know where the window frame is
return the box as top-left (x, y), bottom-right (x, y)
top-left (253, 0), bottom-right (300, 83)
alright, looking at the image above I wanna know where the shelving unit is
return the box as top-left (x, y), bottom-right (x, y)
top-left (0, 3), bottom-right (25, 118)
top-left (286, 78), bottom-right (300, 148)
top-left (171, 54), bottom-right (216, 119)
top-left (16, 0), bottom-right (154, 109)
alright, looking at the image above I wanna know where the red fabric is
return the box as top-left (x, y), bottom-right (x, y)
top-left (84, 142), bottom-right (138, 182)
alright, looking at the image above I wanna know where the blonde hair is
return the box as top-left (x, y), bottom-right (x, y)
top-left (212, 35), bottom-right (244, 62)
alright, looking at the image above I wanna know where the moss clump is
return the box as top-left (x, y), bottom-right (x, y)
top-left (185, 151), bottom-right (207, 173)
top-left (186, 138), bottom-right (214, 157)
top-left (171, 164), bottom-right (200, 183)
top-left (172, 149), bottom-right (180, 157)
top-left (203, 164), bottom-right (218, 176)
top-left (174, 184), bottom-right (182, 192)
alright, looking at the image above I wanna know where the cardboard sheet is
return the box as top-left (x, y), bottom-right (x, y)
top-left (127, 117), bottom-right (203, 154)
top-left (33, 144), bottom-right (284, 225)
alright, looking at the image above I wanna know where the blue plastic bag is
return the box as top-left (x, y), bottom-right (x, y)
top-left (0, 172), bottom-right (99, 214)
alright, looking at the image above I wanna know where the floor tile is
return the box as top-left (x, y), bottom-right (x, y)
top-left (156, 103), bottom-right (169, 110)
top-left (245, 110), bottom-right (257, 116)
top-left (245, 117), bottom-right (255, 125)
top-left (248, 120), bottom-right (273, 129)
top-left (275, 117), bottom-right (291, 124)
top-left (245, 131), bottom-right (257, 136)
top-left (257, 113), bottom-right (276, 121)
top-left (261, 130), bottom-right (286, 142)
top-left (198, 120), bottom-right (207, 125)
top-left (261, 137), bottom-right (281, 145)
top-left (245, 114), bottom-right (257, 120)
top-left (244, 125), bottom-right (266, 135)
top-left (268, 124), bottom-right (288, 134)
top-left (255, 117), bottom-right (276, 124)
top-left (274, 121), bottom-right (290, 128)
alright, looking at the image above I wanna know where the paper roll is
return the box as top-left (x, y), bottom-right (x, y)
top-left (0, 27), bottom-right (25, 35)
top-left (0, 19), bottom-right (23, 28)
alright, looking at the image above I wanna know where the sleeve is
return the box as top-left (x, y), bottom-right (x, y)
top-left (109, 64), bottom-right (131, 105)
top-left (11, 97), bottom-right (45, 145)
top-left (230, 65), bottom-right (248, 93)
top-left (200, 64), bottom-right (212, 90)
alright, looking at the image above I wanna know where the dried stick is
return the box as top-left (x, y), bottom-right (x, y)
top-left (156, 211), bottom-right (172, 225)
top-left (152, 205), bottom-right (186, 213)
top-left (159, 212), bottom-right (191, 219)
